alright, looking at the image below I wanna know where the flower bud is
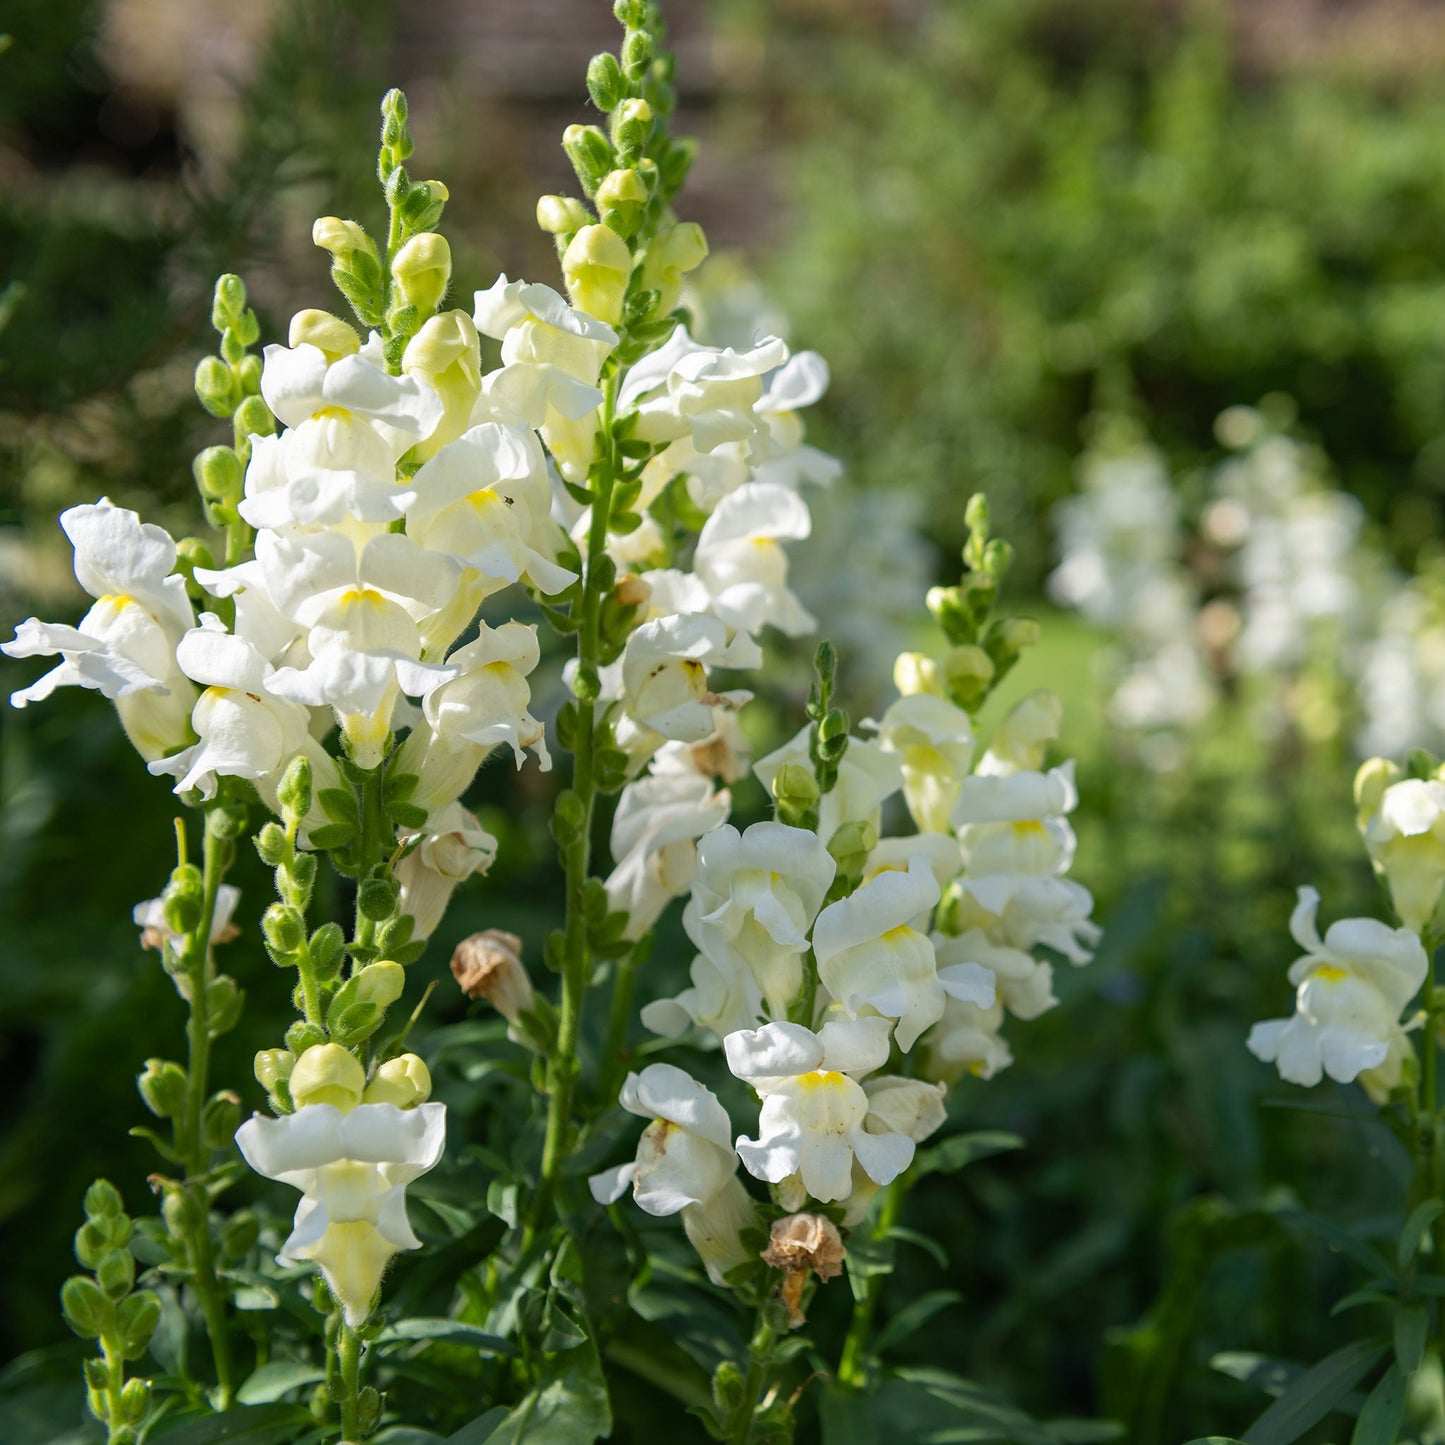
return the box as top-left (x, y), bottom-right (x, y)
top-left (285, 1020), bottom-right (328, 1055)
top-left (61, 1276), bottom-right (109, 1338)
top-left (201, 1090), bottom-right (243, 1150)
top-left (313, 216), bottom-right (379, 268)
top-left (537, 194), bottom-right (593, 235)
top-left (894, 651), bottom-right (940, 697)
top-left (277, 754), bottom-right (313, 823)
top-left (137, 1059), bottom-right (188, 1119)
top-left (263, 903), bottom-right (306, 957)
top-left (118, 1375), bottom-right (151, 1418)
top-left (161, 1187), bottom-right (202, 1238)
top-left (621, 27), bottom-right (654, 78)
top-left (363, 1053), bottom-right (432, 1108)
top-left (358, 875), bottom-right (400, 923)
top-left (212, 273), bottom-right (248, 329)
top-left (194, 356), bottom-right (238, 419)
top-left (116, 1294), bottom-right (160, 1361)
top-left (193, 445), bottom-right (244, 505)
top-left (254, 1049), bottom-right (296, 1092)
top-left (205, 974), bottom-right (243, 1036)
top-left (355, 960), bottom-right (406, 1009)
top-left (391, 233), bottom-right (452, 316)
top-left (610, 97), bottom-right (653, 159)
top-left (234, 393), bottom-right (276, 440)
top-left (84, 1180), bottom-right (125, 1220)
top-left (1355, 757), bottom-right (1403, 832)
top-left (451, 929), bottom-right (534, 1022)
top-left (586, 51), bottom-right (625, 111)
top-left (640, 222), bottom-right (708, 314)
top-left (563, 124), bottom-right (615, 194)
top-left (96, 1246), bottom-right (135, 1300)
top-left (288, 308), bottom-right (361, 361)
top-left (941, 644), bottom-right (995, 712)
top-left (772, 761), bottom-right (820, 815)
top-left (289, 1043), bottom-right (366, 1111)
top-left (563, 224), bottom-right (634, 324)
top-left (595, 168), bottom-right (649, 238)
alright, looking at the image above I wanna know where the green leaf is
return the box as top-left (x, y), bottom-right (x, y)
top-left (1182, 1440), bottom-right (1249, 1444)
top-left (317, 786), bottom-right (358, 822)
top-left (1399, 1200), bottom-right (1445, 1269)
top-left (889, 1225), bottom-right (948, 1269)
top-left (235, 1362), bottom-right (325, 1405)
top-left (446, 1412), bottom-right (509, 1443)
top-left (1275, 1210), bottom-right (1395, 1279)
top-left (1351, 1364), bottom-right (1407, 1445)
top-left (1331, 1290), bottom-right (1395, 1317)
top-left (1393, 1303), bottom-right (1428, 1374)
top-left (874, 1290), bottom-right (963, 1355)
top-left (482, 1331), bottom-right (611, 1444)
top-left (374, 1318), bottom-right (517, 1355)
top-left (913, 1130), bottom-right (1024, 1180)
top-left (1042, 1423), bottom-right (1124, 1443)
top-left (306, 822), bottom-right (355, 851)
top-left (147, 1403), bottom-right (315, 1443)
top-left (1241, 1339), bottom-right (1388, 1444)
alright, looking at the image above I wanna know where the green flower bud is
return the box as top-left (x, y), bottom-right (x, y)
top-left (254, 1049), bottom-right (296, 1092)
top-left (118, 1374), bottom-right (152, 1418)
top-left (313, 216), bottom-right (380, 270)
top-left (207, 798), bottom-right (250, 841)
top-left (289, 1043), bottom-right (366, 1111)
top-left (594, 168), bottom-right (649, 239)
top-left (137, 1059), bottom-right (188, 1119)
top-left (201, 1090), bottom-right (242, 1150)
top-left (194, 356), bottom-right (238, 419)
top-left (61, 1276), bottom-right (109, 1338)
top-left (84, 1180), bottom-right (125, 1220)
top-left (96, 1247), bottom-right (135, 1301)
top-left (255, 821), bottom-right (289, 866)
top-left (205, 975), bottom-right (243, 1036)
top-left (586, 52), bottom-right (625, 111)
top-left (363, 1052), bottom-right (432, 1108)
top-left (536, 194), bottom-right (593, 235)
top-left (982, 537), bottom-right (1014, 579)
top-left (328, 1002), bottom-right (381, 1047)
top-left (358, 875), bottom-right (400, 923)
top-left (964, 492), bottom-right (989, 538)
top-left (358, 1385), bottom-right (383, 1435)
top-left (614, 0), bottom-right (648, 25)
top-left (391, 232), bottom-right (452, 317)
top-left (110, 1427), bottom-right (139, 1445)
top-left (610, 98), bottom-right (653, 160)
top-left (309, 922), bottom-right (346, 980)
top-left (563, 123), bottom-right (615, 194)
top-left (288, 308), bottom-right (360, 361)
top-left (237, 353), bottom-right (263, 394)
top-left (233, 393), bottom-right (275, 441)
top-left (277, 754), bottom-right (313, 822)
top-left (621, 28), bottom-right (654, 79)
top-left (941, 644), bottom-right (995, 712)
top-left (263, 903), bottom-right (306, 956)
top-left (193, 445), bottom-right (244, 505)
top-left (161, 891), bottom-right (201, 939)
top-left (773, 762), bottom-right (820, 814)
top-left (74, 1221), bottom-right (108, 1270)
top-left (212, 274), bottom-right (248, 329)
top-left (161, 1187), bottom-right (203, 1239)
top-left (284, 1020), bottom-right (328, 1055)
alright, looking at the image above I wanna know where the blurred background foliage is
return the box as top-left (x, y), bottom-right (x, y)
top-left (6, 0), bottom-right (1445, 1440)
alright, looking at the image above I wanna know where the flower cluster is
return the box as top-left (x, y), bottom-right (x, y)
top-left (1248, 755), bottom-right (1445, 1102)
top-left (593, 505), bottom-right (1098, 1297)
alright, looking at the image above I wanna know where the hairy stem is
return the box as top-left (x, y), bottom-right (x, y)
top-left (729, 1306), bottom-right (780, 1445)
top-left (837, 1177), bottom-right (906, 1390)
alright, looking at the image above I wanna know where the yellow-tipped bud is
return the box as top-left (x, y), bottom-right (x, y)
top-left (941, 644), bottom-right (995, 710)
top-left (595, 168), bottom-right (649, 236)
top-left (313, 216), bottom-right (377, 265)
top-left (403, 311), bottom-right (482, 456)
top-left (641, 222), bottom-right (708, 315)
top-left (363, 1053), bottom-right (432, 1108)
top-left (537, 195), bottom-right (593, 235)
top-left (562, 224), bottom-right (634, 325)
top-left (253, 1049), bottom-right (296, 1093)
top-left (893, 652), bottom-right (940, 697)
top-left (391, 232), bottom-right (452, 316)
top-left (288, 309), bottom-right (361, 361)
top-left (289, 1043), bottom-right (366, 1112)
top-left (353, 961), bottom-right (406, 1010)
top-left (1355, 757), bottom-right (1403, 833)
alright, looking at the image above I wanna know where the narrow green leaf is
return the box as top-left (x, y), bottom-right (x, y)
top-left (1331, 1290), bottom-right (1395, 1317)
top-left (1275, 1210), bottom-right (1396, 1279)
top-left (874, 1290), bottom-right (963, 1356)
top-left (1393, 1303), bottom-right (1428, 1375)
top-left (147, 1403), bottom-right (315, 1443)
top-left (1398, 1200), bottom-right (1445, 1269)
top-left (235, 1362), bottom-right (325, 1404)
top-left (306, 822), bottom-right (355, 851)
top-left (1241, 1339), bottom-right (1388, 1445)
top-left (913, 1131), bottom-right (1024, 1180)
top-left (1351, 1364), bottom-right (1407, 1445)
top-left (375, 1318), bottom-right (517, 1356)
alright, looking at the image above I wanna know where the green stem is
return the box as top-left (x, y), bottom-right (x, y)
top-left (337, 1323), bottom-right (363, 1441)
top-left (174, 811), bottom-right (236, 1407)
top-left (597, 944), bottom-right (643, 1108)
top-left (528, 376), bottom-right (620, 1242)
top-left (837, 1177), bottom-right (906, 1390)
top-left (728, 1306), bottom-right (780, 1445)
top-left (1424, 935), bottom-right (1445, 1284)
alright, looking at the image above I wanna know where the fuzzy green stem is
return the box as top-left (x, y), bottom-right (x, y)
top-left (528, 376), bottom-right (620, 1241)
top-left (337, 1323), bottom-right (364, 1441)
top-left (728, 1306), bottom-right (780, 1445)
top-left (598, 945), bottom-right (643, 1108)
top-left (837, 1177), bottom-right (907, 1390)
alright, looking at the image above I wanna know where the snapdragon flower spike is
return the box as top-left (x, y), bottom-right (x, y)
top-left (604, 772), bottom-right (732, 940)
top-left (235, 1099), bottom-right (445, 1328)
top-left (755, 726), bottom-right (904, 841)
top-left (588, 1064), bottom-right (755, 1285)
top-left (812, 854), bottom-right (947, 1052)
top-left (1248, 885), bottom-right (1428, 1090)
top-left (726, 1017), bottom-right (914, 1204)
top-left (4, 499), bottom-right (197, 760)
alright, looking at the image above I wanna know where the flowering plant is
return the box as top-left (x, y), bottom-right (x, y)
top-left (4, 6), bottom-right (1102, 1441)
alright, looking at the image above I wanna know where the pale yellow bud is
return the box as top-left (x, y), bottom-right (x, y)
top-left (363, 1053), bottom-right (432, 1108)
top-left (391, 232), bottom-right (452, 316)
top-left (1355, 757), bottom-right (1403, 833)
top-left (640, 222), bottom-right (708, 314)
top-left (893, 652), bottom-right (940, 697)
top-left (354, 961), bottom-right (406, 1010)
top-left (253, 1049), bottom-right (296, 1093)
top-left (288, 309), bottom-right (361, 362)
top-left (595, 168), bottom-right (649, 235)
top-left (313, 216), bottom-right (377, 265)
top-left (562, 224), bottom-right (634, 325)
top-left (536, 195), bottom-right (593, 235)
top-left (289, 1043), bottom-right (367, 1112)
top-left (403, 310), bottom-right (482, 455)
top-left (941, 644), bottom-right (995, 708)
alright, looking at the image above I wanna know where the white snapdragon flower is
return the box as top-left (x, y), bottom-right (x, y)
top-left (975, 690), bottom-right (1063, 777)
top-left (243, 338), bottom-right (444, 528)
top-left (953, 875), bottom-right (1101, 965)
top-left (604, 772), bottom-right (732, 940)
top-left (148, 616), bottom-right (313, 798)
top-left (620, 325), bottom-right (789, 457)
top-left (725, 1017), bottom-right (913, 1204)
top-left (837, 1075), bottom-right (949, 1225)
top-left (4, 499), bottom-right (197, 760)
top-left (236, 1098), bottom-right (445, 1327)
top-left (588, 1064), bottom-right (756, 1285)
top-left (691, 483), bottom-right (815, 639)
top-left (1358, 772), bottom-right (1445, 934)
top-left (918, 996), bottom-right (1013, 1085)
top-left (934, 928), bottom-right (1049, 1021)
top-left (811, 855), bottom-right (946, 1051)
top-left (639, 947), bottom-right (766, 1043)
top-left (872, 692), bottom-right (976, 834)
top-left (394, 621), bottom-right (549, 814)
top-left (395, 803), bottom-right (499, 939)
top-left (1248, 885), bottom-right (1428, 1088)
top-left (689, 821), bottom-right (836, 1017)
top-left (755, 727), bottom-right (904, 843)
